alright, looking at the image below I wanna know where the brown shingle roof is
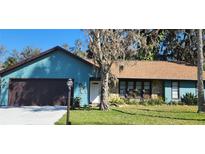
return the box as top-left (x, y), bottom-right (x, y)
top-left (111, 61), bottom-right (205, 80)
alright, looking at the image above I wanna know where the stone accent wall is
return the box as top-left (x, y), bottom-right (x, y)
top-left (151, 80), bottom-right (163, 99)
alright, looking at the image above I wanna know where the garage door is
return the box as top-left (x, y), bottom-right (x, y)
top-left (8, 79), bottom-right (73, 106)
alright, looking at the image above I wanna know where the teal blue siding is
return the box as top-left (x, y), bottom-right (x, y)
top-left (0, 50), bottom-right (97, 106)
top-left (164, 80), bottom-right (197, 103)
top-left (179, 81), bottom-right (196, 97)
top-left (164, 81), bottom-right (172, 102)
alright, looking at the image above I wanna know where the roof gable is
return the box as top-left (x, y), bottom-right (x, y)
top-left (0, 46), bottom-right (98, 76)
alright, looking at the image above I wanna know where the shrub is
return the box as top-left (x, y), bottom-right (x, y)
top-left (139, 100), bottom-right (148, 106)
top-left (72, 97), bottom-right (81, 109)
top-left (147, 100), bottom-right (155, 105)
top-left (149, 98), bottom-right (165, 105)
top-left (109, 97), bottom-right (165, 106)
top-left (178, 101), bottom-right (185, 105)
top-left (139, 97), bottom-right (165, 106)
top-left (125, 98), bottom-right (139, 105)
top-left (168, 101), bottom-right (185, 105)
top-left (109, 97), bottom-right (140, 105)
top-left (181, 93), bottom-right (197, 105)
top-left (109, 97), bottom-right (125, 105)
top-left (168, 101), bottom-right (177, 105)
top-left (82, 104), bottom-right (92, 110)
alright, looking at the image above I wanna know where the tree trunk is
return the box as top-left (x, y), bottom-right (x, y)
top-left (197, 29), bottom-right (205, 113)
top-left (100, 69), bottom-right (109, 110)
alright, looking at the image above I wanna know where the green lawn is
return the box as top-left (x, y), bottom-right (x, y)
top-left (55, 105), bottom-right (205, 125)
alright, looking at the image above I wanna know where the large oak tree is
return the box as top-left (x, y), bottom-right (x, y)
top-left (86, 29), bottom-right (160, 110)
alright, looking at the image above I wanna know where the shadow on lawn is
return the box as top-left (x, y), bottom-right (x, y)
top-left (136, 108), bottom-right (195, 114)
top-left (112, 108), bottom-right (205, 122)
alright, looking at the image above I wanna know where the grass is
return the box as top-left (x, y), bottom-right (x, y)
top-left (55, 105), bottom-right (205, 125)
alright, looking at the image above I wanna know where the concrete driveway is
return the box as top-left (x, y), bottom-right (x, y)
top-left (0, 106), bottom-right (66, 125)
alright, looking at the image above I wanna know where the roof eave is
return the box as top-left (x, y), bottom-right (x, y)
top-left (117, 77), bottom-right (199, 81)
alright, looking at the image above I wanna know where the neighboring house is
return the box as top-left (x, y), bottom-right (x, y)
top-left (0, 46), bottom-right (204, 106)
top-left (110, 61), bottom-right (205, 102)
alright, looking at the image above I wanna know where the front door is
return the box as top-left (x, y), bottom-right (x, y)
top-left (90, 81), bottom-right (101, 104)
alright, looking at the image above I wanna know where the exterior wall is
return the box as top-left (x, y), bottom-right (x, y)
top-left (108, 79), bottom-right (201, 103)
top-left (164, 81), bottom-right (172, 102)
top-left (109, 79), bottom-right (200, 103)
top-left (180, 81), bottom-right (196, 97)
top-left (164, 80), bottom-right (197, 103)
top-left (0, 50), bottom-right (97, 106)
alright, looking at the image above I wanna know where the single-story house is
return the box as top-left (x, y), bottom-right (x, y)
top-left (0, 46), bottom-right (204, 106)
top-left (0, 46), bottom-right (99, 106)
top-left (110, 61), bottom-right (205, 102)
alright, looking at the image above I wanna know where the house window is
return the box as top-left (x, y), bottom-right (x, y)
top-left (143, 81), bottom-right (151, 98)
top-left (128, 81), bottom-right (134, 91)
top-left (172, 81), bottom-right (179, 99)
top-left (119, 81), bottom-right (126, 96)
top-left (135, 81), bottom-right (142, 98)
top-left (119, 80), bottom-right (152, 98)
top-left (127, 81), bottom-right (135, 97)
